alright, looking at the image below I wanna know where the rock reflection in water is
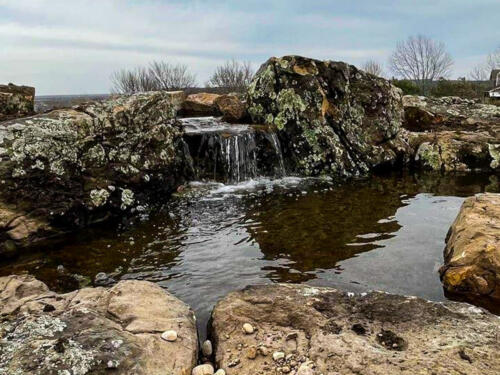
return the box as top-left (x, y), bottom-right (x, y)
top-left (0, 171), bottom-right (498, 339)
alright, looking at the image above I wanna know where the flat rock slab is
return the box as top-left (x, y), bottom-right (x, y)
top-left (211, 283), bottom-right (500, 375)
top-left (0, 275), bottom-right (198, 374)
top-left (440, 193), bottom-right (500, 299)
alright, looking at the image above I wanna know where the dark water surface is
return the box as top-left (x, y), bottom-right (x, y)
top-left (1, 171), bottom-right (498, 339)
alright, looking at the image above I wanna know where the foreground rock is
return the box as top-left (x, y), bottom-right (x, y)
top-left (440, 193), bottom-right (500, 299)
top-left (211, 284), bottom-right (500, 375)
top-left (0, 92), bottom-right (189, 249)
top-left (0, 274), bottom-right (197, 374)
top-left (247, 55), bottom-right (409, 177)
top-left (0, 83), bottom-right (35, 122)
top-left (404, 96), bottom-right (500, 172)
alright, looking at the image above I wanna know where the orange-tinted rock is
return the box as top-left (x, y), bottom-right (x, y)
top-left (181, 93), bottom-right (221, 116)
top-left (215, 94), bottom-right (247, 122)
top-left (440, 193), bottom-right (500, 299)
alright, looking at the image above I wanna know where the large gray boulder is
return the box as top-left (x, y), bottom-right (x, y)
top-left (246, 55), bottom-right (409, 177)
top-left (0, 274), bottom-right (198, 374)
top-left (211, 284), bottom-right (500, 375)
top-left (0, 92), bottom-right (190, 249)
top-left (0, 83), bottom-right (35, 122)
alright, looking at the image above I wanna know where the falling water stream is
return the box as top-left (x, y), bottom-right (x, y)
top-left (1, 116), bottom-right (499, 340)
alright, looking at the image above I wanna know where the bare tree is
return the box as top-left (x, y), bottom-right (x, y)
top-left (389, 35), bottom-right (453, 95)
top-left (361, 60), bottom-right (384, 77)
top-left (148, 61), bottom-right (196, 90)
top-left (469, 64), bottom-right (489, 81)
top-left (468, 47), bottom-right (500, 81)
top-left (111, 61), bottom-right (196, 94)
top-left (206, 60), bottom-right (254, 92)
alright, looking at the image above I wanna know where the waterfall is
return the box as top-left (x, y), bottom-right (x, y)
top-left (181, 117), bottom-right (286, 183)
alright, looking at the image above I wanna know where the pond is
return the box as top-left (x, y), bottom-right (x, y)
top-left (1, 171), bottom-right (498, 339)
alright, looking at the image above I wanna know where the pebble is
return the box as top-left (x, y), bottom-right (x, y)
top-left (161, 330), bottom-right (178, 342)
top-left (282, 365), bottom-right (291, 373)
top-left (214, 370), bottom-right (226, 375)
top-left (242, 323), bottom-right (254, 334)
top-left (192, 364), bottom-right (214, 375)
top-left (246, 346), bottom-right (257, 359)
top-left (273, 351), bottom-right (285, 361)
top-left (202, 340), bottom-right (213, 357)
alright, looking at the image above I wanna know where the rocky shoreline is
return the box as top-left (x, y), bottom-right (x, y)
top-left (1, 56), bottom-right (499, 374)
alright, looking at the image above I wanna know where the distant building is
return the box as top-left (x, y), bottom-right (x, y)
top-left (485, 70), bottom-right (500, 104)
top-left (490, 69), bottom-right (500, 89)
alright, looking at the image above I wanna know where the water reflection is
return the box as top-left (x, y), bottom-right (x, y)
top-left (0, 171), bottom-right (498, 339)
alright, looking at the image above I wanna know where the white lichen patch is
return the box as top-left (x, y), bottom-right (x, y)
top-left (90, 189), bottom-right (110, 207)
top-left (120, 189), bottom-right (135, 210)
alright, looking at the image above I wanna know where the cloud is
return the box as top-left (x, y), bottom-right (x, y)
top-left (0, 0), bottom-right (497, 94)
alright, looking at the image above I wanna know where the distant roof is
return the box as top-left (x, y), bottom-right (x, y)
top-left (490, 69), bottom-right (500, 80)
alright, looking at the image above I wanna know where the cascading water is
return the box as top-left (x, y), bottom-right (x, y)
top-left (181, 117), bottom-right (286, 183)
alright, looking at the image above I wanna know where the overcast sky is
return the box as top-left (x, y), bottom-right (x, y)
top-left (0, 0), bottom-right (498, 95)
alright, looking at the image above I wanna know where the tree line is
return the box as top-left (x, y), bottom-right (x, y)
top-left (111, 35), bottom-right (499, 99)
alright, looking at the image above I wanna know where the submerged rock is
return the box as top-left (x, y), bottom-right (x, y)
top-left (211, 283), bottom-right (500, 375)
top-left (0, 83), bottom-right (35, 122)
top-left (440, 193), bottom-right (500, 299)
top-left (0, 91), bottom-right (190, 248)
top-left (0, 274), bottom-right (198, 374)
top-left (247, 55), bottom-right (409, 177)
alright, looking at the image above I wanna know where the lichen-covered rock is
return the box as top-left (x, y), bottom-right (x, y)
top-left (246, 56), bottom-right (409, 177)
top-left (410, 131), bottom-right (500, 172)
top-left (440, 193), bottom-right (500, 299)
top-left (181, 93), bottom-right (221, 116)
top-left (211, 284), bottom-right (500, 375)
top-left (403, 95), bottom-right (500, 132)
top-left (214, 95), bottom-right (247, 123)
top-left (0, 92), bottom-right (190, 248)
top-left (0, 83), bottom-right (35, 122)
top-left (0, 274), bottom-right (198, 374)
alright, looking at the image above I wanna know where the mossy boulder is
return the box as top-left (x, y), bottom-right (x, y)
top-left (0, 92), bottom-right (190, 248)
top-left (0, 83), bottom-right (35, 122)
top-left (246, 55), bottom-right (409, 177)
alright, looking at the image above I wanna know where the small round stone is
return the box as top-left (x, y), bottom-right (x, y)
top-left (202, 340), bottom-right (213, 357)
top-left (161, 330), bottom-right (178, 342)
top-left (214, 370), bottom-right (226, 375)
top-left (273, 351), bottom-right (285, 361)
top-left (246, 346), bottom-right (257, 359)
top-left (242, 323), bottom-right (254, 334)
top-left (192, 363), bottom-right (214, 375)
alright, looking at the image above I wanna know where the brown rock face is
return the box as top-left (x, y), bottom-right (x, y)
top-left (214, 94), bottom-right (247, 122)
top-left (246, 55), bottom-right (409, 177)
top-left (404, 96), bottom-right (500, 172)
top-left (211, 284), bottom-right (500, 375)
top-left (440, 193), bottom-right (500, 299)
top-left (181, 93), bottom-right (221, 116)
top-left (0, 83), bottom-right (35, 122)
top-left (403, 95), bottom-right (500, 132)
top-left (0, 274), bottom-right (198, 374)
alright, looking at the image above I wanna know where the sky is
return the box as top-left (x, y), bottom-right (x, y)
top-left (0, 0), bottom-right (498, 95)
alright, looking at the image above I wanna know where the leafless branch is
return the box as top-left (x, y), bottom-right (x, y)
top-left (361, 60), bottom-right (384, 77)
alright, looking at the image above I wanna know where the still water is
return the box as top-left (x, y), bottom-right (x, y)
top-left (1, 171), bottom-right (498, 339)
